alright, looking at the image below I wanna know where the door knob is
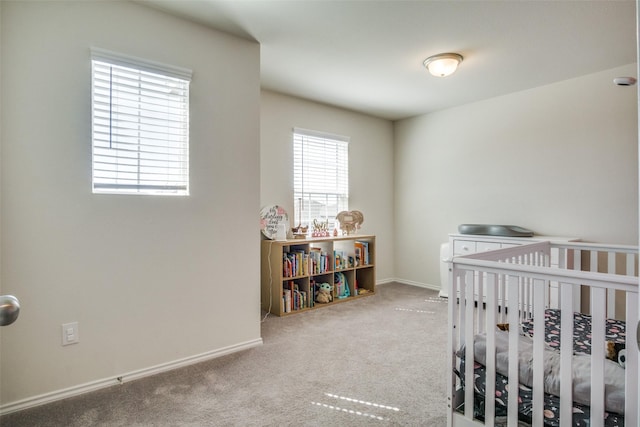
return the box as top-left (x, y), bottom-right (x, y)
top-left (0, 295), bottom-right (20, 326)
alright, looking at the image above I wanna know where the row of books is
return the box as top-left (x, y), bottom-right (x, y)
top-left (283, 250), bottom-right (308, 278)
top-left (282, 281), bottom-right (309, 313)
top-left (309, 247), bottom-right (331, 275)
top-left (284, 241), bottom-right (372, 277)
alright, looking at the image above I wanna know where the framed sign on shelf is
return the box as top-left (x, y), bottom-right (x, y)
top-left (260, 205), bottom-right (289, 240)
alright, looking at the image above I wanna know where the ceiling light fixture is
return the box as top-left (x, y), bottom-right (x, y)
top-left (613, 76), bottom-right (637, 86)
top-left (423, 53), bottom-right (463, 77)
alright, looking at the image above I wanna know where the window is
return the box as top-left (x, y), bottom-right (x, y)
top-left (293, 128), bottom-right (349, 230)
top-left (91, 48), bottom-right (191, 195)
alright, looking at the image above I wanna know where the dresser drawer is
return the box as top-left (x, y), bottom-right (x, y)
top-left (477, 242), bottom-right (501, 252)
top-left (453, 240), bottom-right (476, 255)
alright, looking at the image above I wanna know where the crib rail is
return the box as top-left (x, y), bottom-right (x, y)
top-left (447, 241), bottom-right (639, 427)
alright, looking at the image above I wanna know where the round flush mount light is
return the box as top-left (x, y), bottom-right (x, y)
top-left (423, 53), bottom-right (463, 77)
top-left (613, 76), bottom-right (637, 86)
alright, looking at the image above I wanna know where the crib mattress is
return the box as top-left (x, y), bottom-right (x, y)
top-left (458, 309), bottom-right (627, 426)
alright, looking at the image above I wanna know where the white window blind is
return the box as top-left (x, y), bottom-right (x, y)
top-left (293, 128), bottom-right (349, 230)
top-left (91, 48), bottom-right (191, 195)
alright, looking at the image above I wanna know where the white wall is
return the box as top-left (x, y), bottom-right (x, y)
top-left (395, 64), bottom-right (639, 289)
top-left (260, 90), bottom-right (395, 282)
top-left (0, 1), bottom-right (261, 409)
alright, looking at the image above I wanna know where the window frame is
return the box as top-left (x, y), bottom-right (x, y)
top-left (293, 127), bottom-right (349, 230)
top-left (90, 48), bottom-right (192, 196)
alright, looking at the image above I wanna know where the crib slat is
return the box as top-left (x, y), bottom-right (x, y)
top-left (464, 271), bottom-right (475, 419)
top-left (590, 250), bottom-right (598, 273)
top-left (531, 279), bottom-right (546, 427)
top-left (590, 287), bottom-right (606, 427)
top-left (477, 271), bottom-right (485, 334)
top-left (624, 295), bottom-right (639, 427)
top-left (572, 249), bottom-right (582, 312)
top-left (626, 252), bottom-right (635, 276)
top-left (499, 274), bottom-right (506, 324)
top-left (560, 282), bottom-right (574, 426)
top-left (558, 246), bottom-right (567, 269)
top-left (484, 273), bottom-right (497, 426)
top-left (607, 252), bottom-right (616, 318)
top-left (459, 273), bottom-right (466, 349)
top-left (446, 268), bottom-right (456, 427)
top-left (507, 275), bottom-right (519, 427)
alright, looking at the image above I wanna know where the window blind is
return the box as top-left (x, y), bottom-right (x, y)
top-left (91, 48), bottom-right (191, 195)
top-left (293, 128), bottom-right (349, 229)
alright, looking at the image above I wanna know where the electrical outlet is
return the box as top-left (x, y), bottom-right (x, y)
top-left (62, 322), bottom-right (79, 346)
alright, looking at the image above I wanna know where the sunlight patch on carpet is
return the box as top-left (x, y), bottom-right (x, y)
top-left (324, 393), bottom-right (399, 411)
top-left (310, 401), bottom-right (385, 420)
top-left (395, 307), bottom-right (435, 314)
top-left (310, 392), bottom-right (400, 421)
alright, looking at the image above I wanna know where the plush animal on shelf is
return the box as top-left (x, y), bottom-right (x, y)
top-left (315, 282), bottom-right (333, 304)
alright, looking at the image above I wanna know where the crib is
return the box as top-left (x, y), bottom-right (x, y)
top-left (447, 240), bottom-right (639, 427)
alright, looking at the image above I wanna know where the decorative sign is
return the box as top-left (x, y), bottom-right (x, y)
top-left (260, 205), bottom-right (289, 240)
top-left (311, 218), bottom-right (330, 237)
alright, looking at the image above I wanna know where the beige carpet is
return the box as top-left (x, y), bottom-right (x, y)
top-left (1, 282), bottom-right (448, 426)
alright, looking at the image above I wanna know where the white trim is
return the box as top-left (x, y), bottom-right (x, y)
top-left (292, 127), bottom-right (350, 143)
top-left (90, 47), bottom-right (192, 81)
top-left (386, 278), bottom-right (441, 291)
top-left (0, 338), bottom-right (263, 416)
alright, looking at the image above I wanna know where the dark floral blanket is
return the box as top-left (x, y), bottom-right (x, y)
top-left (458, 309), bottom-right (626, 426)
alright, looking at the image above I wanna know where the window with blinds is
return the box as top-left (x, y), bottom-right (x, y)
top-left (91, 48), bottom-right (191, 195)
top-left (293, 128), bottom-right (349, 230)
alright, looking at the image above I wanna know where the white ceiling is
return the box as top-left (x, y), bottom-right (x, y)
top-left (137, 0), bottom-right (637, 121)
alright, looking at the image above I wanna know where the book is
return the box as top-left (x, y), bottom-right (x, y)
top-left (282, 288), bottom-right (292, 313)
top-left (309, 280), bottom-right (316, 308)
top-left (283, 254), bottom-right (293, 277)
top-left (356, 241), bottom-right (369, 265)
top-left (354, 242), bottom-right (364, 266)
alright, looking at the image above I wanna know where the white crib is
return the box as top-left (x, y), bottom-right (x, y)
top-left (447, 241), bottom-right (639, 427)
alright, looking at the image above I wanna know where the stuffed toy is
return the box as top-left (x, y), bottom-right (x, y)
top-left (334, 272), bottom-right (350, 299)
top-left (315, 282), bottom-right (333, 304)
top-left (606, 341), bottom-right (626, 368)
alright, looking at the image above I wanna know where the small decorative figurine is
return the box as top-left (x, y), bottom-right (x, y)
top-left (336, 210), bottom-right (364, 235)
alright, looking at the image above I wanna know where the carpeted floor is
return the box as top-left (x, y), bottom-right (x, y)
top-left (0, 282), bottom-right (448, 426)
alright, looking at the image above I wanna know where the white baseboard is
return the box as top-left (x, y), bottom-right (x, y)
top-left (383, 278), bottom-right (441, 292)
top-left (0, 338), bottom-right (263, 416)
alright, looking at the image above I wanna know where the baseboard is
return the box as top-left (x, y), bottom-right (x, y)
top-left (0, 338), bottom-right (263, 416)
top-left (385, 278), bottom-right (441, 292)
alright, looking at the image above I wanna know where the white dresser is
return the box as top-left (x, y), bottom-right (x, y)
top-left (443, 233), bottom-right (580, 303)
top-left (449, 233), bottom-right (580, 257)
